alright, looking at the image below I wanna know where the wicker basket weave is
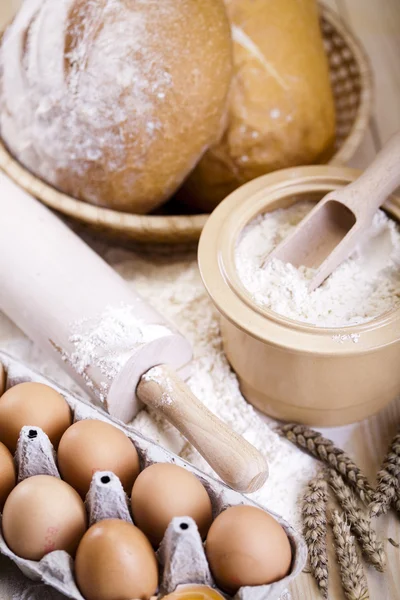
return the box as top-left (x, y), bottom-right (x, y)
top-left (0, 3), bottom-right (373, 246)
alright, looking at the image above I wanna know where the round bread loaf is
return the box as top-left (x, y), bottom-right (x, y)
top-left (182, 0), bottom-right (336, 211)
top-left (0, 0), bottom-right (232, 213)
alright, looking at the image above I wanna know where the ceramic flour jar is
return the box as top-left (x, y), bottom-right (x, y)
top-left (198, 166), bottom-right (400, 426)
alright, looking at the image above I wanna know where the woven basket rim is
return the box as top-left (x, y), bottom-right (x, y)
top-left (0, 1), bottom-right (374, 244)
top-left (320, 3), bottom-right (374, 165)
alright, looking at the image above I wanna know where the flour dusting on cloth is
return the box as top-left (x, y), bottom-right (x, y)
top-left (235, 202), bottom-right (400, 327)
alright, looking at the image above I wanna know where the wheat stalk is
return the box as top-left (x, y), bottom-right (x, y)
top-left (369, 432), bottom-right (400, 518)
top-left (279, 424), bottom-right (373, 504)
top-left (302, 473), bottom-right (329, 598)
top-left (329, 469), bottom-right (386, 572)
top-left (331, 509), bottom-right (370, 600)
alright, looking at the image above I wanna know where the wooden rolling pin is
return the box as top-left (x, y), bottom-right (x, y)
top-left (0, 174), bottom-right (268, 492)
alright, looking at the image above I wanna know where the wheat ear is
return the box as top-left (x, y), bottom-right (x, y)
top-left (329, 469), bottom-right (386, 572)
top-left (302, 473), bottom-right (329, 598)
top-left (331, 509), bottom-right (370, 600)
top-left (279, 424), bottom-right (373, 504)
top-left (369, 432), bottom-right (400, 518)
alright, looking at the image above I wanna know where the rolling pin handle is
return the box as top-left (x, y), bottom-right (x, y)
top-left (136, 364), bottom-right (268, 493)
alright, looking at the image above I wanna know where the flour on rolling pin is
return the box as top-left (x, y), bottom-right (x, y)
top-left (142, 366), bottom-right (175, 407)
top-left (60, 304), bottom-right (171, 403)
top-left (0, 176), bottom-right (193, 421)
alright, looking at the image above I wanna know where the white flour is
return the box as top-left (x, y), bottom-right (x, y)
top-left (235, 202), bottom-right (400, 327)
top-left (0, 245), bottom-right (316, 530)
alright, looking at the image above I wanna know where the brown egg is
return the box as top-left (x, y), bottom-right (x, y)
top-left (0, 363), bottom-right (5, 396)
top-left (131, 463), bottom-right (213, 547)
top-left (0, 441), bottom-right (16, 510)
top-left (2, 475), bottom-right (87, 560)
top-left (206, 505), bottom-right (292, 593)
top-left (75, 519), bottom-right (158, 600)
top-left (57, 419), bottom-right (140, 498)
top-left (162, 585), bottom-right (225, 600)
top-left (0, 382), bottom-right (72, 453)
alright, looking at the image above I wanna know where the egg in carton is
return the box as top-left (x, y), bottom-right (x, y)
top-left (0, 351), bottom-right (307, 600)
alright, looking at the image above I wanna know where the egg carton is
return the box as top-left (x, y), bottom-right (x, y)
top-left (0, 351), bottom-right (307, 600)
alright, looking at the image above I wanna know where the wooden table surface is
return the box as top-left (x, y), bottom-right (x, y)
top-left (0, 1), bottom-right (400, 599)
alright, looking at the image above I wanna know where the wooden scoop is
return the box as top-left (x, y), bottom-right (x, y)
top-left (262, 131), bottom-right (400, 291)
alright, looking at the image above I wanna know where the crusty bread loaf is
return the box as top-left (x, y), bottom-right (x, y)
top-left (0, 0), bottom-right (232, 213)
top-left (182, 0), bottom-right (336, 212)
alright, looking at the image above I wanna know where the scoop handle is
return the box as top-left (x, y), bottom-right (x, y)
top-left (336, 130), bottom-right (400, 219)
top-left (137, 365), bottom-right (268, 493)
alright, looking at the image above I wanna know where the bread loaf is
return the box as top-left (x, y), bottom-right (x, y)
top-left (0, 0), bottom-right (232, 213)
top-left (182, 0), bottom-right (336, 211)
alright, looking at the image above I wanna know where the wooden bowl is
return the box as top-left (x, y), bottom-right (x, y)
top-left (0, 4), bottom-right (372, 246)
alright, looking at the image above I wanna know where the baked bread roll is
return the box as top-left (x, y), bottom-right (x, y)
top-left (0, 0), bottom-right (232, 213)
top-left (183, 0), bottom-right (336, 211)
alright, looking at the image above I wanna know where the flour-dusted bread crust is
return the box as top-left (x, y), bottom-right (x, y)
top-left (0, 0), bottom-right (232, 213)
top-left (183, 0), bottom-right (336, 211)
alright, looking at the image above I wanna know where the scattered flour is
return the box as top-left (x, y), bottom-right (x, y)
top-left (235, 202), bottom-right (400, 327)
top-left (332, 333), bottom-right (360, 344)
top-left (0, 244), bottom-right (316, 530)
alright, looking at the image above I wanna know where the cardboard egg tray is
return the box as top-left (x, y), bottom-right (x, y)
top-left (0, 351), bottom-right (307, 600)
